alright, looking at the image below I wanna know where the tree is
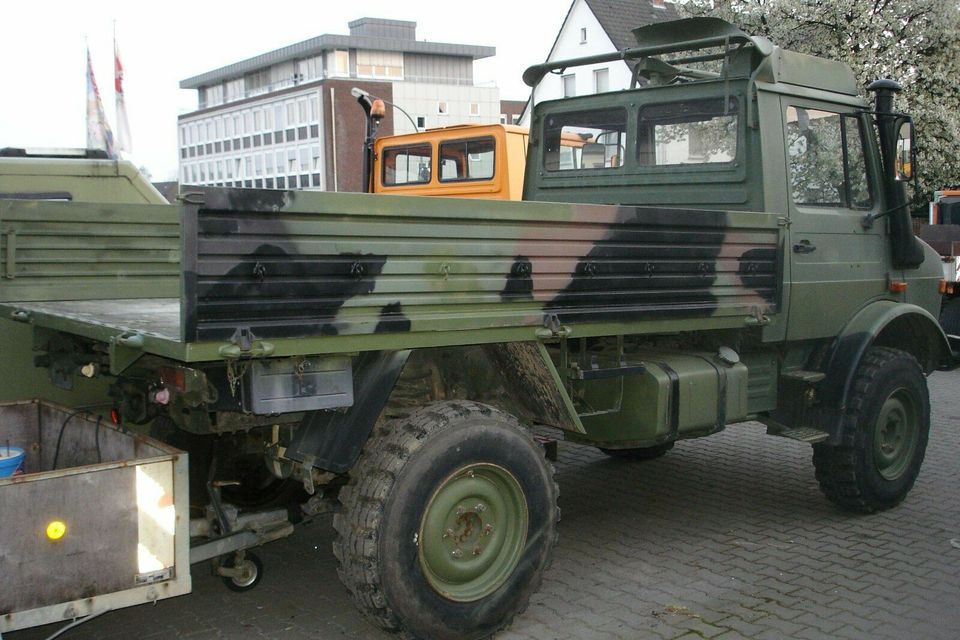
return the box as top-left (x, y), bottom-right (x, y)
top-left (680, 0), bottom-right (960, 213)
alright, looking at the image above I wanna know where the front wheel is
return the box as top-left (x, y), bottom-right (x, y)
top-left (812, 347), bottom-right (929, 513)
top-left (334, 401), bottom-right (558, 640)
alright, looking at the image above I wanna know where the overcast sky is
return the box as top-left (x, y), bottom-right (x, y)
top-left (0, 1), bottom-right (566, 181)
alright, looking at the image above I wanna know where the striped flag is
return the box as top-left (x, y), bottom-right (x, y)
top-left (86, 47), bottom-right (116, 158)
top-left (115, 35), bottom-right (132, 154)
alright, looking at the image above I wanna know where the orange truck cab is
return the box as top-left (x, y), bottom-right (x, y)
top-left (372, 124), bottom-right (529, 200)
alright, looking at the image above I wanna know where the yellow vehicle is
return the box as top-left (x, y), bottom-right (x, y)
top-left (373, 123), bottom-right (530, 200)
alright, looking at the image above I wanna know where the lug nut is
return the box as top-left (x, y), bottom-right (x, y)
top-left (451, 548), bottom-right (463, 559)
top-left (475, 503), bottom-right (486, 513)
top-left (473, 546), bottom-right (482, 556)
top-left (442, 528), bottom-right (454, 539)
top-left (456, 507), bottom-right (465, 516)
top-left (483, 524), bottom-right (493, 535)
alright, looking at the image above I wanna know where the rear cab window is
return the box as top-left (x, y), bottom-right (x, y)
top-left (637, 97), bottom-right (738, 166)
top-left (543, 108), bottom-right (627, 171)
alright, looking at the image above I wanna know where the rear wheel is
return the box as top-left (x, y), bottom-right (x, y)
top-left (599, 442), bottom-right (674, 461)
top-left (812, 347), bottom-right (929, 513)
top-left (334, 401), bottom-right (558, 640)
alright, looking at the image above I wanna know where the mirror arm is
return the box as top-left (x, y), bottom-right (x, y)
top-left (862, 202), bottom-right (910, 229)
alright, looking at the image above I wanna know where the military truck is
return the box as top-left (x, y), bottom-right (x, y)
top-left (0, 18), bottom-right (950, 640)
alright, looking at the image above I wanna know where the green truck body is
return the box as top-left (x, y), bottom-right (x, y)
top-left (0, 18), bottom-right (951, 640)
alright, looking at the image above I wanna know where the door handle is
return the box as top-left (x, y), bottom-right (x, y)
top-left (793, 240), bottom-right (816, 254)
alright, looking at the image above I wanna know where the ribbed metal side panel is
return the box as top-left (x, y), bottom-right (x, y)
top-left (0, 201), bottom-right (180, 302)
top-left (186, 192), bottom-right (781, 341)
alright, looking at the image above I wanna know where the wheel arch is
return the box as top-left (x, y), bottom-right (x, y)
top-left (818, 301), bottom-right (947, 444)
top-left (284, 342), bottom-right (581, 475)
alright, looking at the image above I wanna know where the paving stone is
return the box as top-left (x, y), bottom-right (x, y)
top-left (8, 371), bottom-right (960, 640)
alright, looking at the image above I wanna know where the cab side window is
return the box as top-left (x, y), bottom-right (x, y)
top-left (439, 137), bottom-right (495, 182)
top-left (382, 144), bottom-right (432, 186)
top-left (786, 107), bottom-right (872, 209)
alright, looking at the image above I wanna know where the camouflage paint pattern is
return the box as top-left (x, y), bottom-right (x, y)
top-left (179, 188), bottom-right (781, 347)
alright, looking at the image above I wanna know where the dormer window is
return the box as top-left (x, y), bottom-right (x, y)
top-left (580, 27), bottom-right (587, 43)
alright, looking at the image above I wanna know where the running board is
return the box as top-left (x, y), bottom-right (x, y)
top-left (768, 426), bottom-right (830, 443)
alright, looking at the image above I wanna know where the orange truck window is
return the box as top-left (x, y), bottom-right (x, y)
top-left (382, 144), bottom-right (432, 186)
top-left (439, 137), bottom-right (496, 182)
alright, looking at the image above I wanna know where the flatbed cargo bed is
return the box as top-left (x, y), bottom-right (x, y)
top-left (0, 189), bottom-right (783, 363)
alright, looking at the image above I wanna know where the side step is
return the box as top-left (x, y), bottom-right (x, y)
top-left (768, 426), bottom-right (830, 443)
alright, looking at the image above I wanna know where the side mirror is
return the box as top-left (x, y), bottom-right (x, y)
top-left (894, 118), bottom-right (914, 181)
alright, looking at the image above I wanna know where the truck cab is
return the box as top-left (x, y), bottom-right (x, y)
top-left (372, 124), bottom-right (529, 199)
top-left (522, 17), bottom-right (943, 356)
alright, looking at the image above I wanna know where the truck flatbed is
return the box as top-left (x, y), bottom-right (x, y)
top-left (1, 189), bottom-right (782, 363)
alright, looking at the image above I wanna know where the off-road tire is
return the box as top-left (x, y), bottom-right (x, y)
top-left (812, 347), bottom-right (929, 513)
top-left (333, 401), bottom-right (559, 640)
top-left (599, 442), bottom-right (674, 460)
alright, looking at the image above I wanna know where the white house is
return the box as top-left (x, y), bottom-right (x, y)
top-left (520, 0), bottom-right (678, 125)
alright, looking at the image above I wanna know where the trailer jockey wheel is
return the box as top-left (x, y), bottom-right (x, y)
top-left (334, 401), bottom-right (559, 640)
top-left (219, 551), bottom-right (263, 592)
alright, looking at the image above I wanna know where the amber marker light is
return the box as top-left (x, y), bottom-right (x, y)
top-left (889, 281), bottom-right (908, 293)
top-left (46, 520), bottom-right (67, 540)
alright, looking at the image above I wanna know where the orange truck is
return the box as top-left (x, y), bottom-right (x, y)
top-left (372, 123), bottom-right (530, 200)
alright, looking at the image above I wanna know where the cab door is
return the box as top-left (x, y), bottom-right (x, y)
top-left (782, 99), bottom-right (890, 341)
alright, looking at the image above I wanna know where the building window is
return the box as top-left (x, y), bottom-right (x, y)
top-left (356, 50), bottom-right (403, 79)
top-left (438, 101), bottom-right (448, 115)
top-left (334, 50), bottom-right (349, 76)
top-left (417, 116), bottom-right (426, 129)
top-left (580, 27), bottom-right (587, 44)
top-left (562, 74), bottom-right (576, 98)
top-left (594, 68), bottom-right (609, 94)
top-left (470, 103), bottom-right (480, 117)
top-left (500, 114), bottom-right (508, 124)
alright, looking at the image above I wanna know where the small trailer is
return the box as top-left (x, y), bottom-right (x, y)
top-left (0, 400), bottom-right (293, 637)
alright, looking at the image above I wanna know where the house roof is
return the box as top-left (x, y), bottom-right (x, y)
top-left (584, 0), bottom-right (680, 50)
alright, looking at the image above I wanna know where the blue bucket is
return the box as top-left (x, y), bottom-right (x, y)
top-left (0, 447), bottom-right (25, 478)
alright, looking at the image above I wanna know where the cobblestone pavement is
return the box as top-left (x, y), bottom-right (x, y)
top-left (10, 370), bottom-right (960, 640)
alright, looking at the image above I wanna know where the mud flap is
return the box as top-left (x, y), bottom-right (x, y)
top-left (284, 350), bottom-right (411, 474)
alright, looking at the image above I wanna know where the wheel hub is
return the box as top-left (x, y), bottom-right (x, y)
top-left (418, 463), bottom-right (528, 602)
top-left (873, 388), bottom-right (919, 481)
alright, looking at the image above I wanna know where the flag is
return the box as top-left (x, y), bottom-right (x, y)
top-left (114, 35), bottom-right (132, 154)
top-left (86, 47), bottom-right (116, 158)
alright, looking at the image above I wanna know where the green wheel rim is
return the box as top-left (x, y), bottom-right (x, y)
top-left (418, 463), bottom-right (528, 602)
top-left (873, 387), bottom-right (920, 481)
